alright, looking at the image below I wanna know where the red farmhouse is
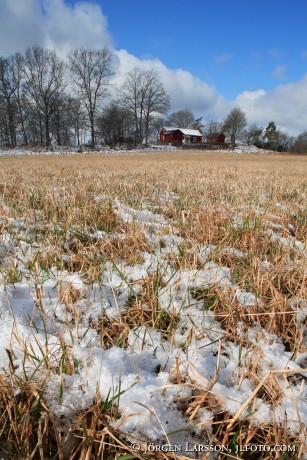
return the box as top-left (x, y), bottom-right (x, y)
top-left (160, 127), bottom-right (202, 145)
top-left (206, 132), bottom-right (226, 143)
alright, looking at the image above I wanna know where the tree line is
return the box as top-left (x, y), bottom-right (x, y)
top-left (0, 45), bottom-right (306, 152)
top-left (0, 46), bottom-right (170, 148)
top-left (221, 109), bottom-right (295, 152)
top-left (169, 107), bottom-right (306, 153)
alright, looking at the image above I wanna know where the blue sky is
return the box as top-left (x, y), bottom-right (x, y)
top-left (0, 0), bottom-right (307, 136)
top-left (100, 0), bottom-right (307, 99)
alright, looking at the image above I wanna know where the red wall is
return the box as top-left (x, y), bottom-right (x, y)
top-left (160, 129), bottom-right (202, 143)
top-left (207, 135), bottom-right (225, 143)
top-left (160, 129), bottom-right (184, 142)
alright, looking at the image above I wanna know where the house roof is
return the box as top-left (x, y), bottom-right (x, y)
top-left (179, 129), bottom-right (202, 136)
top-left (163, 126), bottom-right (177, 132)
top-left (163, 127), bottom-right (202, 136)
top-left (162, 127), bottom-right (178, 135)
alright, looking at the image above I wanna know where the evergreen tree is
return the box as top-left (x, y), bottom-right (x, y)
top-left (264, 121), bottom-right (279, 150)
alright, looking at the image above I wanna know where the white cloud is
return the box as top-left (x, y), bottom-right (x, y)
top-left (0, 0), bottom-right (44, 55)
top-left (236, 74), bottom-right (307, 136)
top-left (0, 0), bottom-right (114, 57)
top-left (42, 0), bottom-right (114, 58)
top-left (114, 49), bottom-right (230, 118)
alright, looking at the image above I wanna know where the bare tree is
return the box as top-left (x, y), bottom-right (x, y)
top-left (69, 47), bottom-right (114, 148)
top-left (0, 56), bottom-right (19, 146)
top-left (50, 95), bottom-right (90, 147)
top-left (223, 107), bottom-right (247, 149)
top-left (119, 67), bottom-right (170, 144)
top-left (167, 109), bottom-right (195, 128)
top-left (293, 131), bottom-right (307, 154)
top-left (24, 46), bottom-right (65, 146)
top-left (203, 113), bottom-right (223, 136)
top-left (68, 97), bottom-right (87, 146)
top-left (150, 116), bottom-right (166, 144)
top-left (0, 94), bottom-right (10, 145)
top-left (142, 70), bottom-right (170, 144)
top-left (11, 52), bottom-right (28, 144)
top-left (98, 102), bottom-right (134, 145)
top-left (119, 68), bottom-right (144, 144)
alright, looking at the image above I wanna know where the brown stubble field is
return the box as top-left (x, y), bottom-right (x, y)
top-left (1, 150), bottom-right (307, 459)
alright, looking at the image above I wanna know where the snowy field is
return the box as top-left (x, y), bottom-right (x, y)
top-left (0, 150), bottom-right (306, 459)
top-left (0, 142), bottom-right (270, 157)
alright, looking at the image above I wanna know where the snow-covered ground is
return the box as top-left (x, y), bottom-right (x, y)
top-left (0, 153), bottom-right (306, 458)
top-left (0, 143), bottom-right (272, 156)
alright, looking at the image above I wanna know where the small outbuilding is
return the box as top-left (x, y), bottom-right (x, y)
top-left (206, 132), bottom-right (226, 144)
top-left (160, 127), bottom-right (202, 145)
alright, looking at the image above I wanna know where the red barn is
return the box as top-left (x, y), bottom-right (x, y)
top-left (160, 127), bottom-right (202, 145)
top-left (206, 132), bottom-right (226, 143)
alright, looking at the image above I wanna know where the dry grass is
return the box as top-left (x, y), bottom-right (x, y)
top-left (1, 150), bottom-right (307, 459)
